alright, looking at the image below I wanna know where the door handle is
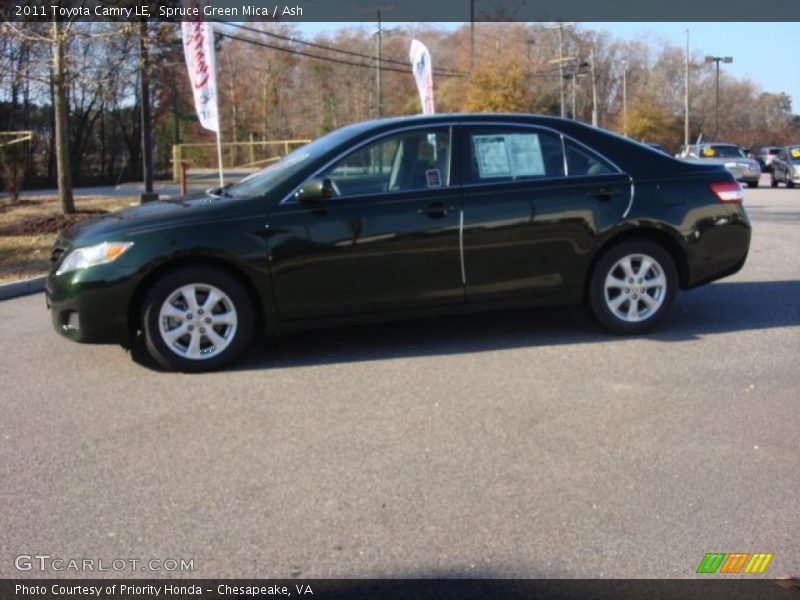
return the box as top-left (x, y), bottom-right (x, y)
top-left (418, 202), bottom-right (456, 217)
top-left (588, 187), bottom-right (623, 201)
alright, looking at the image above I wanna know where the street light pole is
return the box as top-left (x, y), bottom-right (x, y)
top-left (683, 28), bottom-right (689, 147)
top-left (705, 55), bottom-right (733, 140)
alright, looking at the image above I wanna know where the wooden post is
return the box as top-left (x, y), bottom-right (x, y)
top-left (179, 161), bottom-right (189, 196)
top-left (172, 145), bottom-right (181, 182)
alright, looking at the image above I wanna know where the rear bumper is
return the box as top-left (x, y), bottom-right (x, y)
top-left (684, 208), bottom-right (751, 289)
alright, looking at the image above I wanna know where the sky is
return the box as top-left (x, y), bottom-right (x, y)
top-left (298, 22), bottom-right (799, 112)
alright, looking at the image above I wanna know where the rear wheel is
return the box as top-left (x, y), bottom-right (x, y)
top-left (747, 180), bottom-right (759, 188)
top-left (142, 266), bottom-right (254, 372)
top-left (588, 241), bottom-right (678, 334)
top-left (770, 171), bottom-right (778, 188)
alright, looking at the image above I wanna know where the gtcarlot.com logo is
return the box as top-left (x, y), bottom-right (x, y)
top-left (696, 552), bottom-right (773, 574)
top-left (14, 554), bottom-right (195, 573)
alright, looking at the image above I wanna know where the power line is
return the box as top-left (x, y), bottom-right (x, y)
top-left (216, 31), bottom-right (411, 75)
top-left (214, 21), bottom-right (465, 78)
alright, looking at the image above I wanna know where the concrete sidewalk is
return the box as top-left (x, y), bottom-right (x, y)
top-left (0, 276), bottom-right (46, 301)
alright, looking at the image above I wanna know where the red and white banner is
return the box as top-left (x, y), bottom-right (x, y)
top-left (181, 14), bottom-right (219, 133)
top-left (409, 39), bottom-right (434, 115)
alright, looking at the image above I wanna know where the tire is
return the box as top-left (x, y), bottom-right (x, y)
top-left (770, 171), bottom-right (778, 188)
top-left (142, 266), bottom-right (255, 372)
top-left (588, 240), bottom-right (678, 335)
top-left (787, 176), bottom-right (795, 189)
top-left (747, 180), bottom-right (759, 188)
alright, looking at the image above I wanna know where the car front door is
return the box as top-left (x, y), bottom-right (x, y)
top-left (459, 124), bottom-right (631, 302)
top-left (266, 126), bottom-right (465, 320)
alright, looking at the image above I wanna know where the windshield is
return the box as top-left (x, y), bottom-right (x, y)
top-left (700, 145), bottom-right (745, 159)
top-left (225, 125), bottom-right (363, 199)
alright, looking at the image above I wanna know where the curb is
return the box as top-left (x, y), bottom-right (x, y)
top-left (0, 276), bottom-right (46, 301)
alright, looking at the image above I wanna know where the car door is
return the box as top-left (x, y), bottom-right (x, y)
top-left (776, 149), bottom-right (788, 182)
top-left (459, 124), bottom-right (631, 302)
top-left (266, 126), bottom-right (464, 320)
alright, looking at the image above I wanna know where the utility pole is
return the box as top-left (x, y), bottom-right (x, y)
top-left (683, 29), bottom-right (690, 147)
top-left (374, 10), bottom-right (382, 119)
top-left (622, 60), bottom-right (628, 137)
top-left (705, 55), bottom-right (733, 140)
top-left (139, 19), bottom-right (157, 202)
top-left (558, 23), bottom-right (565, 118)
top-left (590, 49), bottom-right (597, 127)
top-left (570, 73), bottom-right (577, 120)
top-left (470, 0), bottom-right (475, 71)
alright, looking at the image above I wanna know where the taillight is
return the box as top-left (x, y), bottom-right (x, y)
top-left (710, 182), bottom-right (744, 203)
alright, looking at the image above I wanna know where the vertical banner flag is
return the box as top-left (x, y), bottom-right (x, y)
top-left (181, 14), bottom-right (219, 132)
top-left (409, 39), bottom-right (434, 115)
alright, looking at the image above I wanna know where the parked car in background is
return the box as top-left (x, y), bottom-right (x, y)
top-left (770, 145), bottom-right (800, 188)
top-left (47, 114), bottom-right (751, 371)
top-left (680, 143), bottom-right (761, 188)
top-left (757, 146), bottom-right (782, 172)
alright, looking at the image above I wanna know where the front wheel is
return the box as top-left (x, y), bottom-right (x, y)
top-left (142, 266), bottom-right (255, 372)
top-left (588, 241), bottom-right (678, 334)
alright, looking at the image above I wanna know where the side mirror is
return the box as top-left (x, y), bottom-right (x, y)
top-left (294, 178), bottom-right (334, 203)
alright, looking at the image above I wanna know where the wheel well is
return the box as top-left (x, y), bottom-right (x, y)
top-left (127, 256), bottom-right (265, 341)
top-left (585, 228), bottom-right (690, 298)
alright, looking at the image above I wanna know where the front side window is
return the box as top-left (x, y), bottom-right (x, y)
top-left (320, 128), bottom-right (451, 197)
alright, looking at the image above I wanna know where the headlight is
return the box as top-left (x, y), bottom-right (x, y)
top-left (55, 242), bottom-right (134, 276)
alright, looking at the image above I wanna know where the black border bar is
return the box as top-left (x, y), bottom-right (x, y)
top-left (3, 579), bottom-right (800, 600)
top-left (5, 0), bottom-right (800, 22)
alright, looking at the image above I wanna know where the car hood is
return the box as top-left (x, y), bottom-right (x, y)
top-left (60, 193), bottom-right (253, 245)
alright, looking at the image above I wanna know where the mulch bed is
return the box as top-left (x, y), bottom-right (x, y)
top-left (0, 210), bottom-right (107, 236)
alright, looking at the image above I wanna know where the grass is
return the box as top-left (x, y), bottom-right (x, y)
top-left (0, 194), bottom-right (138, 284)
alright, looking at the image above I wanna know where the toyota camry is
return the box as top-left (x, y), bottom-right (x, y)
top-left (47, 114), bottom-right (751, 371)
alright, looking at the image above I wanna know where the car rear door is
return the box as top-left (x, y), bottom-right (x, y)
top-left (458, 123), bottom-right (631, 302)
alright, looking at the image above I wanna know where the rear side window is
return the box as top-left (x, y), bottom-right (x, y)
top-left (565, 142), bottom-right (614, 176)
top-left (468, 129), bottom-right (565, 183)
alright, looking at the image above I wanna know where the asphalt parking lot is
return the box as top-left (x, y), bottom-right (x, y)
top-left (1, 180), bottom-right (798, 579)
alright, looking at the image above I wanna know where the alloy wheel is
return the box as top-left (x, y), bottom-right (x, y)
top-left (157, 283), bottom-right (238, 360)
top-left (603, 253), bottom-right (667, 323)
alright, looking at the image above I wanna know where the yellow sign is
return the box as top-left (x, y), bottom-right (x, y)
top-left (790, 148), bottom-right (800, 159)
top-left (702, 147), bottom-right (716, 157)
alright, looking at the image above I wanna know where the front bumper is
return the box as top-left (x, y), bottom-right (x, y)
top-left (46, 265), bottom-right (138, 344)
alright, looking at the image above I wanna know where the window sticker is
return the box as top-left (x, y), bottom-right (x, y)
top-left (790, 148), bottom-right (800, 159)
top-left (702, 147), bottom-right (716, 157)
top-left (426, 169), bottom-right (442, 188)
top-left (473, 134), bottom-right (545, 179)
